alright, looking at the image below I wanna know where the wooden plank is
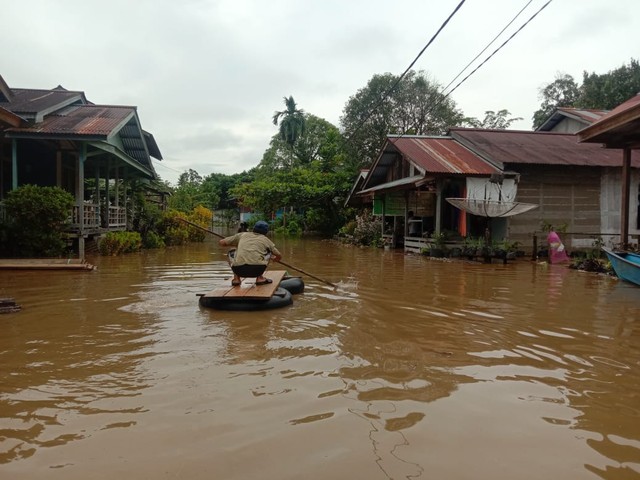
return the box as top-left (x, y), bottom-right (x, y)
top-left (201, 270), bottom-right (286, 300)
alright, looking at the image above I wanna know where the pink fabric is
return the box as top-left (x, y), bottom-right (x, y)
top-left (547, 231), bottom-right (569, 263)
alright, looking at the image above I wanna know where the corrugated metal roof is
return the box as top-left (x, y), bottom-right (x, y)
top-left (1, 88), bottom-right (85, 118)
top-left (0, 105), bottom-right (23, 127)
top-left (7, 105), bottom-right (134, 138)
top-left (537, 107), bottom-right (609, 132)
top-left (389, 136), bottom-right (501, 174)
top-left (450, 128), bottom-right (640, 168)
top-left (577, 93), bottom-right (640, 148)
top-left (558, 107), bottom-right (609, 123)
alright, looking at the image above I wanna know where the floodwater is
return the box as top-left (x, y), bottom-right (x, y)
top-left (1, 237), bottom-right (639, 480)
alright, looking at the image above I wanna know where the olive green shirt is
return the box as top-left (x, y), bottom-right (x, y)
top-left (222, 232), bottom-right (281, 266)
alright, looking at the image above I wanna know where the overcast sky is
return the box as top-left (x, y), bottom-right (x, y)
top-left (2, 0), bottom-right (638, 185)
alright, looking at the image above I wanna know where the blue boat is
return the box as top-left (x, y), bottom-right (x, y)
top-left (603, 247), bottom-right (640, 287)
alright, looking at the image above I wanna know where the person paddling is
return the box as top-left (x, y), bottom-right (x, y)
top-left (219, 220), bottom-right (282, 286)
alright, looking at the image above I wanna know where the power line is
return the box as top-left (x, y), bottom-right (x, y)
top-left (344, 0), bottom-right (466, 145)
top-left (440, 0), bottom-right (535, 96)
top-left (388, 0), bottom-right (553, 145)
top-left (444, 0), bottom-right (554, 100)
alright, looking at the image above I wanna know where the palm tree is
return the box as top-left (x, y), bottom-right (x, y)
top-left (272, 96), bottom-right (306, 147)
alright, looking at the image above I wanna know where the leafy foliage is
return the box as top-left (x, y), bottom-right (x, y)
top-left (464, 109), bottom-right (523, 129)
top-left (580, 58), bottom-right (640, 109)
top-left (340, 70), bottom-right (464, 171)
top-left (272, 96), bottom-right (306, 147)
top-left (532, 73), bottom-right (580, 128)
top-left (337, 209), bottom-right (383, 246)
top-left (98, 231), bottom-right (142, 255)
top-left (169, 169), bottom-right (219, 212)
top-left (1, 185), bottom-right (75, 257)
top-left (532, 59), bottom-right (640, 128)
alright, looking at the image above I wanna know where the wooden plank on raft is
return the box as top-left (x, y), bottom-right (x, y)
top-left (202, 270), bottom-right (286, 300)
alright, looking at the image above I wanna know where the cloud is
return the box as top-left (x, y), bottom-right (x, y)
top-left (2, 0), bottom-right (640, 184)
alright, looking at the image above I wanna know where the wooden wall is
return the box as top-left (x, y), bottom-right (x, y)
top-left (507, 165), bottom-right (602, 251)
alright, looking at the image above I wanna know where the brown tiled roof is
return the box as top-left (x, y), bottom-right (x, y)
top-left (450, 128), bottom-right (640, 168)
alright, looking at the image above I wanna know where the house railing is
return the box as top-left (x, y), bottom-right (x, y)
top-left (107, 205), bottom-right (127, 228)
top-left (70, 203), bottom-right (127, 231)
top-left (72, 203), bottom-right (100, 229)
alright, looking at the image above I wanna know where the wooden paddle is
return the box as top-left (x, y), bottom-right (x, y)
top-left (177, 218), bottom-right (338, 289)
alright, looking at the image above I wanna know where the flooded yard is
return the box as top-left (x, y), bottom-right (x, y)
top-left (1, 238), bottom-right (639, 479)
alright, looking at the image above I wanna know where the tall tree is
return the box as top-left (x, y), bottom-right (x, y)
top-left (170, 169), bottom-right (213, 212)
top-left (272, 96), bottom-right (306, 147)
top-left (532, 73), bottom-right (580, 129)
top-left (258, 114), bottom-right (344, 172)
top-left (532, 59), bottom-right (640, 129)
top-left (340, 70), bottom-right (464, 171)
top-left (579, 58), bottom-right (640, 109)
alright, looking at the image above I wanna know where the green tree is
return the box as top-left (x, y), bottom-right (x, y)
top-left (532, 73), bottom-right (580, 129)
top-left (340, 70), bottom-right (464, 171)
top-left (579, 58), bottom-right (640, 109)
top-left (532, 59), bottom-right (640, 128)
top-left (169, 169), bottom-right (218, 212)
top-left (258, 114), bottom-right (344, 172)
top-left (464, 109), bottom-right (523, 129)
top-left (272, 96), bottom-right (306, 147)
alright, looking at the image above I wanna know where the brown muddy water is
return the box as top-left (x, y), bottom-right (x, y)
top-left (1, 236), bottom-right (639, 480)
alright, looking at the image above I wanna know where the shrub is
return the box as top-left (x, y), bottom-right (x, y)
top-left (98, 231), bottom-right (142, 255)
top-left (1, 185), bottom-right (74, 257)
top-left (352, 210), bottom-right (383, 246)
top-left (142, 231), bottom-right (165, 249)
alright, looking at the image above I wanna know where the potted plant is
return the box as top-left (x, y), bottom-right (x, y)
top-left (462, 236), bottom-right (479, 259)
top-left (429, 232), bottom-right (447, 258)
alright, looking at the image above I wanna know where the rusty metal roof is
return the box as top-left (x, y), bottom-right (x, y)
top-left (361, 135), bottom-right (500, 192)
top-left (389, 136), bottom-right (501, 174)
top-left (0, 105), bottom-right (23, 128)
top-left (450, 128), bottom-right (640, 168)
top-left (7, 104), bottom-right (135, 138)
top-left (1, 88), bottom-right (87, 121)
top-left (577, 93), bottom-right (640, 149)
top-left (537, 107), bottom-right (609, 131)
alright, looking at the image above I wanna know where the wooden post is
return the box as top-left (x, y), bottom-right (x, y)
top-left (78, 144), bottom-right (86, 260)
top-left (56, 150), bottom-right (62, 187)
top-left (621, 148), bottom-right (631, 249)
top-left (104, 159), bottom-right (111, 227)
top-left (11, 139), bottom-right (17, 190)
top-left (532, 233), bottom-right (538, 261)
top-left (435, 180), bottom-right (442, 235)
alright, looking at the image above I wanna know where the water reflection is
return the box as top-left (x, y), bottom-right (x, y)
top-left (0, 239), bottom-right (639, 479)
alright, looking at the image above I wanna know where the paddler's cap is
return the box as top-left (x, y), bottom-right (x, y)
top-left (253, 221), bottom-right (269, 235)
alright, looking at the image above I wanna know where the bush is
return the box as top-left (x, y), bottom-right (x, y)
top-left (98, 231), bottom-right (142, 255)
top-left (1, 185), bottom-right (75, 257)
top-left (352, 210), bottom-right (383, 246)
top-left (142, 230), bottom-right (165, 249)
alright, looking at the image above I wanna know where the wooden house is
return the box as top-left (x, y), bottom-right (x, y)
top-left (347, 118), bottom-right (640, 253)
top-left (450, 128), bottom-right (640, 250)
top-left (0, 74), bottom-right (163, 257)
